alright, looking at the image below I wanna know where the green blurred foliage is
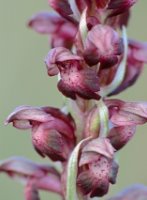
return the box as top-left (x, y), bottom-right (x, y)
top-left (0, 1), bottom-right (147, 199)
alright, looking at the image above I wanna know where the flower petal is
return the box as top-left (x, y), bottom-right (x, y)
top-left (28, 12), bottom-right (63, 34)
top-left (108, 125), bottom-right (136, 150)
top-left (45, 47), bottom-right (82, 76)
top-left (5, 106), bottom-right (53, 129)
top-left (48, 0), bottom-right (76, 23)
top-left (105, 99), bottom-right (147, 126)
top-left (32, 125), bottom-right (73, 161)
top-left (82, 138), bottom-right (114, 159)
top-left (108, 0), bottom-right (137, 16)
top-left (25, 180), bottom-right (40, 200)
top-left (0, 156), bottom-right (59, 180)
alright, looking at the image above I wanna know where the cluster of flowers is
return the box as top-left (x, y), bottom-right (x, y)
top-left (1, 0), bottom-right (147, 199)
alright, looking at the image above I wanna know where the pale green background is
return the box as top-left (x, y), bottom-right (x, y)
top-left (0, 1), bottom-right (147, 199)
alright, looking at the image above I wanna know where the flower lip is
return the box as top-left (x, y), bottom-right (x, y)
top-left (45, 47), bottom-right (100, 100)
top-left (77, 138), bottom-right (116, 197)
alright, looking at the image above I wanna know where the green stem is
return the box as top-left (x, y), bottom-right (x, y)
top-left (66, 137), bottom-right (92, 200)
top-left (97, 99), bottom-right (109, 137)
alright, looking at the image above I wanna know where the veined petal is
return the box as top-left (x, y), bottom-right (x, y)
top-left (105, 99), bottom-right (147, 126)
top-left (5, 106), bottom-right (53, 129)
top-left (28, 12), bottom-right (64, 34)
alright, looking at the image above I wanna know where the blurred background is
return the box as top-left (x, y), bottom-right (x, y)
top-left (0, 1), bottom-right (147, 199)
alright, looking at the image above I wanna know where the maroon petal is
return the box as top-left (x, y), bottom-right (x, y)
top-left (48, 0), bottom-right (76, 24)
top-left (51, 22), bottom-right (77, 48)
top-left (78, 138), bottom-right (117, 198)
top-left (78, 156), bottom-right (112, 197)
top-left (0, 157), bottom-right (62, 198)
top-left (32, 123), bottom-right (75, 161)
top-left (58, 65), bottom-right (100, 100)
top-left (41, 106), bottom-right (75, 132)
top-left (90, 159), bottom-right (110, 197)
top-left (36, 175), bottom-right (61, 194)
top-left (28, 12), bottom-right (77, 49)
top-left (75, 0), bottom-right (86, 13)
top-left (77, 171), bottom-right (94, 195)
top-left (45, 47), bottom-right (100, 100)
top-left (108, 0), bottom-right (137, 16)
top-left (95, 0), bottom-right (110, 9)
top-left (108, 39), bottom-right (147, 95)
top-left (45, 47), bottom-right (82, 76)
top-left (25, 180), bottom-right (40, 200)
top-left (0, 157), bottom-right (59, 180)
top-left (108, 61), bottom-right (143, 96)
top-left (81, 138), bottom-right (114, 160)
top-left (6, 105), bottom-right (75, 136)
top-left (28, 12), bottom-right (64, 34)
top-left (108, 125), bottom-right (136, 150)
top-left (106, 10), bottom-right (130, 29)
top-left (128, 39), bottom-right (147, 63)
top-left (105, 99), bottom-right (147, 126)
top-left (5, 106), bottom-right (53, 129)
top-left (84, 24), bottom-right (123, 67)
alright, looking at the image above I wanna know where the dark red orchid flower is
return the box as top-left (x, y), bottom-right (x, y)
top-left (77, 138), bottom-right (118, 197)
top-left (28, 12), bottom-right (77, 48)
top-left (45, 47), bottom-right (100, 100)
top-left (6, 106), bottom-right (75, 161)
top-left (105, 99), bottom-right (147, 150)
top-left (0, 157), bottom-right (62, 199)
